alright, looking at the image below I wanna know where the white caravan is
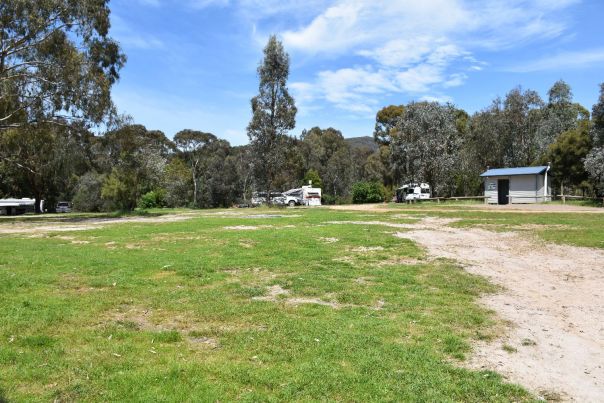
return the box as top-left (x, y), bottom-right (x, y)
top-left (283, 186), bottom-right (322, 206)
top-left (397, 183), bottom-right (431, 202)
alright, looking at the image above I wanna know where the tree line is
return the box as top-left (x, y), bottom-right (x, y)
top-left (1, 3), bottom-right (603, 211)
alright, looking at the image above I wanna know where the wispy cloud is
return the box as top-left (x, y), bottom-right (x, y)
top-left (277, 0), bottom-right (578, 115)
top-left (111, 15), bottom-right (165, 50)
top-left (505, 48), bottom-right (604, 73)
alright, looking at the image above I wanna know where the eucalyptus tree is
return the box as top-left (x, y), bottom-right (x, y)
top-left (173, 129), bottom-right (217, 207)
top-left (0, 122), bottom-right (92, 212)
top-left (373, 104), bottom-right (404, 146)
top-left (590, 83), bottom-right (604, 147)
top-left (390, 102), bottom-right (461, 196)
top-left (0, 0), bottom-right (126, 129)
top-left (100, 125), bottom-right (169, 210)
top-left (247, 35), bottom-right (297, 203)
top-left (585, 83), bottom-right (604, 195)
top-left (300, 127), bottom-right (353, 199)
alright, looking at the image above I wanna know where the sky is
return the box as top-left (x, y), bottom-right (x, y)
top-left (108, 0), bottom-right (604, 145)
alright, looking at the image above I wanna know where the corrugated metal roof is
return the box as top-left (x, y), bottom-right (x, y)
top-left (480, 166), bottom-right (548, 177)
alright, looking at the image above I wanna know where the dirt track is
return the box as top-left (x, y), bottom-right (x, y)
top-left (390, 217), bottom-right (604, 401)
top-left (330, 202), bottom-right (604, 214)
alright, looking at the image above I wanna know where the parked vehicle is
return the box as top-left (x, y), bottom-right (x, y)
top-left (56, 201), bottom-right (72, 213)
top-left (302, 185), bottom-right (322, 206)
top-left (283, 188), bottom-right (303, 207)
top-left (282, 186), bottom-right (322, 206)
top-left (396, 183), bottom-right (431, 202)
top-left (251, 192), bottom-right (286, 206)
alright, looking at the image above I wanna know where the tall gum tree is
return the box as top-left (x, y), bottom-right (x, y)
top-left (246, 35), bottom-right (296, 204)
top-left (0, 0), bottom-right (125, 129)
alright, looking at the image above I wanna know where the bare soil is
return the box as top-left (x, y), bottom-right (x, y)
top-left (330, 203), bottom-right (604, 214)
top-left (0, 212), bottom-right (201, 234)
top-left (387, 217), bottom-right (604, 402)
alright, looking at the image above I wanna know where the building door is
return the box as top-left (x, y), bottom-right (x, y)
top-left (498, 179), bottom-right (510, 205)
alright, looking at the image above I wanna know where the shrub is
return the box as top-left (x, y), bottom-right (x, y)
top-left (72, 172), bottom-right (109, 212)
top-left (352, 182), bottom-right (385, 204)
top-left (322, 194), bottom-right (336, 205)
top-left (138, 190), bottom-right (166, 209)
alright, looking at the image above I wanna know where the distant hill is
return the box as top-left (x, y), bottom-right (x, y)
top-left (345, 136), bottom-right (379, 152)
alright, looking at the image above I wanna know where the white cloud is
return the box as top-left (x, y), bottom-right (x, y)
top-left (276, 0), bottom-right (578, 114)
top-left (505, 48), bottom-right (604, 73)
top-left (420, 94), bottom-right (454, 104)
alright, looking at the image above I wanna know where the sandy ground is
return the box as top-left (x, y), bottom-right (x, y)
top-left (330, 203), bottom-right (604, 214)
top-left (386, 216), bottom-right (604, 402)
top-left (0, 212), bottom-right (201, 234)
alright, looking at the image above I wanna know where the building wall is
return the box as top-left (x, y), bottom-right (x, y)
top-left (484, 174), bottom-right (547, 204)
top-left (484, 178), bottom-right (498, 204)
top-left (509, 175), bottom-right (539, 203)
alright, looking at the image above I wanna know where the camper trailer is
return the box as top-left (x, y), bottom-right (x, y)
top-left (0, 198), bottom-right (40, 215)
top-left (282, 186), bottom-right (322, 206)
top-left (396, 183), bottom-right (431, 202)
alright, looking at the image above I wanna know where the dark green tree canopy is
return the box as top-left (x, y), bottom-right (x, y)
top-left (246, 35), bottom-right (296, 200)
top-left (591, 83), bottom-right (604, 147)
top-left (0, 0), bottom-right (126, 129)
top-left (373, 104), bottom-right (404, 146)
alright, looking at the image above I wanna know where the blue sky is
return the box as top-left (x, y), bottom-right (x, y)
top-left (109, 0), bottom-right (604, 145)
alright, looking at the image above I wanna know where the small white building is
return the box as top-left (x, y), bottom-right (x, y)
top-left (480, 166), bottom-right (551, 204)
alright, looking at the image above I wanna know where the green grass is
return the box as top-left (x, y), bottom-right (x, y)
top-left (0, 208), bottom-right (545, 401)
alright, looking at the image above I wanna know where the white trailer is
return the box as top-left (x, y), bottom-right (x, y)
top-left (302, 185), bottom-right (322, 206)
top-left (283, 186), bottom-right (322, 206)
top-left (396, 183), bottom-right (431, 202)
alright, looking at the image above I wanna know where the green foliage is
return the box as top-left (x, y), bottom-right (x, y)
top-left (0, 124), bottom-right (91, 212)
top-left (0, 0), bottom-right (126, 128)
top-left (72, 172), bottom-right (108, 212)
top-left (542, 125), bottom-right (592, 191)
top-left (352, 182), bottom-right (385, 203)
top-left (303, 169), bottom-right (322, 188)
top-left (138, 190), bottom-right (166, 209)
top-left (301, 127), bottom-right (352, 197)
top-left (247, 35), bottom-right (297, 198)
top-left (374, 105), bottom-right (404, 145)
top-left (390, 102), bottom-right (460, 196)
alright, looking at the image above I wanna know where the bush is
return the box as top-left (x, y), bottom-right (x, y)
top-left (352, 182), bottom-right (385, 204)
top-left (138, 190), bottom-right (166, 209)
top-left (322, 194), bottom-right (336, 205)
top-left (72, 172), bottom-right (109, 212)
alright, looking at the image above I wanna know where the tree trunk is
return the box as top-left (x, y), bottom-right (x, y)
top-left (192, 170), bottom-right (197, 207)
top-left (34, 195), bottom-right (42, 214)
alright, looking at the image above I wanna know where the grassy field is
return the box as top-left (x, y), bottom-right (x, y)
top-left (3, 206), bottom-right (592, 401)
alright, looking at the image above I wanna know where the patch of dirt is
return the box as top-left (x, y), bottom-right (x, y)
top-left (0, 212), bottom-right (201, 235)
top-left (389, 217), bottom-right (604, 401)
top-left (377, 257), bottom-right (423, 266)
top-left (350, 246), bottom-right (384, 253)
top-left (252, 285), bottom-right (385, 311)
top-left (223, 225), bottom-right (273, 230)
top-left (318, 237), bottom-right (339, 243)
top-left (330, 203), bottom-right (604, 214)
top-left (242, 214), bottom-right (301, 219)
top-left (189, 336), bottom-right (219, 349)
top-left (326, 217), bottom-right (459, 230)
top-left (252, 284), bottom-right (290, 301)
top-left (239, 240), bottom-right (256, 248)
